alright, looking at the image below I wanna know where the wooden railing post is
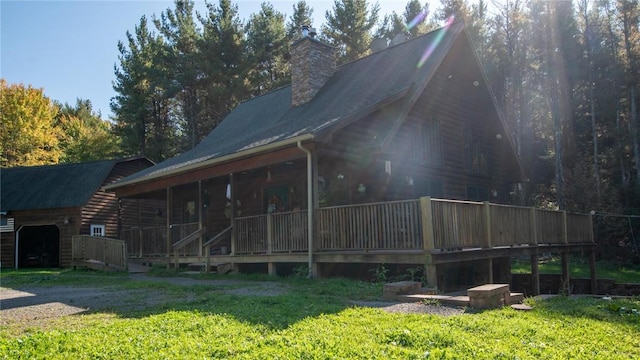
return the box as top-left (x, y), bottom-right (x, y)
top-left (420, 197), bottom-right (437, 289)
top-left (138, 227), bottom-right (143, 257)
top-left (420, 197), bottom-right (435, 251)
top-left (484, 202), bottom-right (492, 248)
top-left (562, 210), bottom-right (568, 244)
top-left (166, 187), bottom-right (172, 269)
top-left (530, 207), bottom-right (538, 245)
top-left (266, 214), bottom-right (273, 254)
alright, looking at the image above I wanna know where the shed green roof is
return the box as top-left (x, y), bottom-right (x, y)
top-left (2, 159), bottom-right (121, 211)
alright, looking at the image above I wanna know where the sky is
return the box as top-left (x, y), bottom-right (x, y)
top-left (0, 0), bottom-right (448, 119)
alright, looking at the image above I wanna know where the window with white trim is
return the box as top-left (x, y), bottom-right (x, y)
top-left (90, 225), bottom-right (105, 237)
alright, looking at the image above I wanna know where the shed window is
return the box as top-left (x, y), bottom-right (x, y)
top-left (90, 225), bottom-right (105, 237)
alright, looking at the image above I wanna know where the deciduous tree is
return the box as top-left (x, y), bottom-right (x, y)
top-left (0, 79), bottom-right (61, 167)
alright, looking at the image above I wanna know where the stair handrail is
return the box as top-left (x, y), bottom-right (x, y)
top-left (203, 226), bottom-right (232, 248)
top-left (172, 227), bottom-right (206, 250)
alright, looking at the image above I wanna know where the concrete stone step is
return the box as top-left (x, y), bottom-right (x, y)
top-left (397, 294), bottom-right (470, 307)
top-left (396, 292), bottom-right (525, 308)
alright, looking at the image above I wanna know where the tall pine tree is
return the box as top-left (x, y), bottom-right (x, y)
top-left (322, 0), bottom-right (380, 63)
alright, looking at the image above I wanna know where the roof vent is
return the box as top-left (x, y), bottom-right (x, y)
top-left (309, 27), bottom-right (317, 38)
top-left (370, 38), bottom-right (388, 52)
top-left (390, 33), bottom-right (408, 46)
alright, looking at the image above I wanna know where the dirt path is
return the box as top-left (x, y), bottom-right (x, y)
top-left (0, 273), bottom-right (288, 330)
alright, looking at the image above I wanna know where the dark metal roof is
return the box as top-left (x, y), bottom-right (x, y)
top-left (1, 159), bottom-right (133, 211)
top-left (109, 22), bottom-right (467, 187)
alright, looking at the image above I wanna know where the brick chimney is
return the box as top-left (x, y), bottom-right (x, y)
top-left (291, 26), bottom-right (336, 107)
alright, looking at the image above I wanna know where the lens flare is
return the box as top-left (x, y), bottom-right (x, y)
top-left (417, 15), bottom-right (455, 69)
top-left (405, 10), bottom-right (428, 32)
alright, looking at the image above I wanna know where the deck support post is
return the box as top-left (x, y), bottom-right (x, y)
top-left (561, 251), bottom-right (570, 295)
top-left (530, 253), bottom-right (540, 296)
top-left (420, 197), bottom-right (437, 289)
top-left (589, 249), bottom-right (597, 294)
top-left (488, 258), bottom-right (494, 283)
top-left (268, 262), bottom-right (277, 276)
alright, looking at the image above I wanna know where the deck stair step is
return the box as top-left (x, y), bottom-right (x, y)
top-left (397, 293), bottom-right (470, 307)
top-left (382, 281), bottom-right (422, 300)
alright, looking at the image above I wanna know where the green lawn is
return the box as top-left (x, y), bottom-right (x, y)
top-left (512, 257), bottom-right (640, 283)
top-left (1, 269), bottom-right (639, 359)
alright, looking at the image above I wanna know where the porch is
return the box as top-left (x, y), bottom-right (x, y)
top-left (120, 197), bottom-right (595, 293)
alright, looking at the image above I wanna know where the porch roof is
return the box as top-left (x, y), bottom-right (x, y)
top-left (106, 21), bottom-right (520, 191)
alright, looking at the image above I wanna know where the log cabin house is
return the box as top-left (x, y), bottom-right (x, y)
top-left (105, 23), bottom-right (595, 293)
top-left (1, 157), bottom-right (162, 269)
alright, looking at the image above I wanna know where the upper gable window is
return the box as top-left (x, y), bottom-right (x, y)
top-left (409, 119), bottom-right (442, 166)
top-left (464, 128), bottom-right (488, 175)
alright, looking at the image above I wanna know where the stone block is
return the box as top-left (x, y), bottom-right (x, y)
top-left (468, 284), bottom-right (510, 309)
top-left (382, 281), bottom-right (422, 300)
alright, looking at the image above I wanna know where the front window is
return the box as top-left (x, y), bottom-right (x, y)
top-left (464, 128), bottom-right (488, 175)
top-left (467, 185), bottom-right (489, 202)
top-left (409, 119), bottom-right (442, 166)
top-left (184, 200), bottom-right (197, 222)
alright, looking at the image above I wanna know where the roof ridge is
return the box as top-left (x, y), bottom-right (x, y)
top-left (336, 21), bottom-right (464, 70)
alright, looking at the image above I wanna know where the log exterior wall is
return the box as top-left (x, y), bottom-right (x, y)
top-left (6, 207), bottom-right (81, 268)
top-left (82, 158), bottom-right (163, 239)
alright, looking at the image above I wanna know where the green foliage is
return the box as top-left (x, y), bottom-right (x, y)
top-left (512, 257), bottom-right (640, 283)
top-left (286, 1), bottom-right (314, 41)
top-left (245, 3), bottom-right (290, 95)
top-left (369, 264), bottom-right (389, 283)
top-left (1, 270), bottom-right (639, 358)
top-left (56, 99), bottom-right (121, 162)
top-left (322, 0), bottom-right (380, 63)
top-left (0, 79), bottom-right (61, 167)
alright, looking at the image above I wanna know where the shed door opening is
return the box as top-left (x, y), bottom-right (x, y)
top-left (17, 225), bottom-right (60, 268)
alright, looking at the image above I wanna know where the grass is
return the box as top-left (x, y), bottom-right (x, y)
top-left (1, 270), bottom-right (639, 359)
top-left (512, 257), bottom-right (640, 283)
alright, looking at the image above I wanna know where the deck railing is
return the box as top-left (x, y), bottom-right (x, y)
top-left (125, 197), bottom-right (594, 257)
top-left (317, 200), bottom-right (421, 251)
top-left (72, 235), bottom-right (128, 269)
top-left (235, 210), bottom-right (309, 254)
top-left (120, 226), bottom-right (167, 257)
top-left (428, 199), bottom-right (594, 251)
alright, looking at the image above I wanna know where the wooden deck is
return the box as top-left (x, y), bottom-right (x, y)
top-left (114, 197), bottom-right (594, 290)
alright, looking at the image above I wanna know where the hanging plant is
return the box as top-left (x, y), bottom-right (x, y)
top-left (224, 200), bottom-right (242, 218)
